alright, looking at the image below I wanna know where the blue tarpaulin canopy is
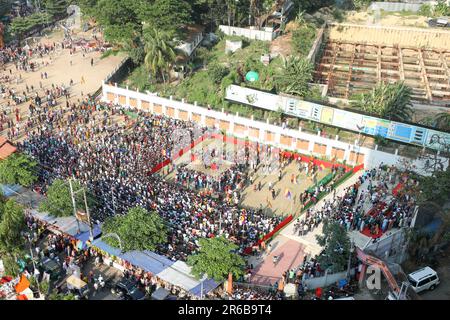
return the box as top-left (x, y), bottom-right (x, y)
top-left (0, 184), bottom-right (23, 197)
top-left (31, 210), bottom-right (220, 297)
top-left (90, 241), bottom-right (220, 297)
top-left (91, 239), bottom-right (122, 257)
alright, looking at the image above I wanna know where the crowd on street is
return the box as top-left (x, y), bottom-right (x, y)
top-left (20, 107), bottom-right (283, 262)
top-left (294, 164), bottom-right (416, 238)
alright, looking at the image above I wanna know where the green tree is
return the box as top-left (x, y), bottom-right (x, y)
top-left (0, 199), bottom-right (25, 252)
top-left (75, 0), bottom-right (99, 18)
top-left (0, 0), bottom-right (13, 18)
top-left (141, 0), bottom-right (193, 38)
top-left (47, 290), bottom-right (76, 300)
top-left (274, 56), bottom-right (313, 97)
top-left (1, 251), bottom-right (22, 277)
top-left (419, 168), bottom-right (450, 205)
top-left (435, 0), bottom-right (450, 17)
top-left (0, 153), bottom-right (38, 187)
top-left (352, 82), bottom-right (414, 122)
top-left (316, 220), bottom-right (351, 272)
top-left (207, 63), bottom-right (229, 84)
top-left (38, 179), bottom-right (86, 217)
top-left (92, 0), bottom-right (146, 44)
top-left (43, 0), bottom-right (69, 18)
top-left (143, 27), bottom-right (177, 84)
top-left (122, 37), bottom-right (146, 65)
top-left (102, 207), bottom-right (167, 252)
top-left (291, 23), bottom-right (317, 57)
top-left (10, 12), bottom-right (52, 41)
top-left (434, 112), bottom-right (450, 131)
top-left (187, 236), bottom-right (245, 282)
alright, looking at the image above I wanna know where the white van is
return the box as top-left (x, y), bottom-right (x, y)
top-left (407, 267), bottom-right (440, 293)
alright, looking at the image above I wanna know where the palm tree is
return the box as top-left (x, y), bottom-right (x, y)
top-left (274, 56), bottom-right (313, 97)
top-left (434, 112), bottom-right (450, 131)
top-left (143, 27), bottom-right (177, 84)
top-left (352, 81), bottom-right (414, 122)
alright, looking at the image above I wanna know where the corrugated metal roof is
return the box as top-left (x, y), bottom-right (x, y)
top-left (0, 142), bottom-right (17, 160)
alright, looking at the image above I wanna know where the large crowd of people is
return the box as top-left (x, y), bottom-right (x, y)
top-left (1, 23), bottom-right (112, 142)
top-left (20, 106), bottom-right (283, 262)
top-left (293, 164), bottom-right (416, 239)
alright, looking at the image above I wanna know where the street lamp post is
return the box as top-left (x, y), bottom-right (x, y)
top-left (68, 179), bottom-right (81, 234)
top-left (27, 234), bottom-right (41, 296)
top-left (346, 241), bottom-right (355, 281)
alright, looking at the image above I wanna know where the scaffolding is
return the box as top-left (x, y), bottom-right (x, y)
top-left (314, 40), bottom-right (450, 103)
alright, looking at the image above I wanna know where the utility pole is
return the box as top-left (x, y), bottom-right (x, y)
top-left (83, 188), bottom-right (94, 241)
top-left (347, 241), bottom-right (355, 281)
top-left (111, 188), bottom-right (116, 215)
top-left (69, 178), bottom-right (81, 234)
top-left (27, 234), bottom-right (40, 296)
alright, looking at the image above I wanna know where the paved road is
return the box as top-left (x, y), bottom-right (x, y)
top-left (419, 251), bottom-right (450, 300)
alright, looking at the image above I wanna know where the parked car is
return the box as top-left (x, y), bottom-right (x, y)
top-left (150, 287), bottom-right (177, 300)
top-left (39, 257), bottom-right (64, 281)
top-left (111, 279), bottom-right (146, 300)
top-left (407, 266), bottom-right (440, 293)
top-left (428, 17), bottom-right (450, 28)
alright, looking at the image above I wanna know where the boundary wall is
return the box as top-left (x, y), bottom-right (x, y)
top-left (102, 83), bottom-right (443, 174)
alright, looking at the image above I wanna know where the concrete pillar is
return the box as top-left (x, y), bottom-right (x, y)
top-left (125, 86), bottom-right (130, 107)
top-left (201, 114), bottom-right (206, 126)
top-left (325, 143), bottom-right (333, 158)
top-left (229, 117), bottom-right (235, 134)
top-left (358, 264), bottom-right (367, 289)
top-left (308, 139), bottom-right (315, 153)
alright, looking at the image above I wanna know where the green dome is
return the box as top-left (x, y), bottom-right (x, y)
top-left (245, 71), bottom-right (259, 82)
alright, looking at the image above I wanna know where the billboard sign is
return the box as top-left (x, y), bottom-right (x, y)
top-left (225, 85), bottom-right (449, 151)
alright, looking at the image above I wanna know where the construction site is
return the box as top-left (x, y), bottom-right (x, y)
top-left (313, 23), bottom-right (450, 105)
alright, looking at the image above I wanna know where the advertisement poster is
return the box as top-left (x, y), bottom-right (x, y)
top-left (320, 107), bottom-right (334, 125)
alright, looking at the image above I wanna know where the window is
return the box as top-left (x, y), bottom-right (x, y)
top-left (418, 277), bottom-right (431, 287)
top-left (407, 276), bottom-right (417, 287)
top-left (428, 275), bottom-right (437, 282)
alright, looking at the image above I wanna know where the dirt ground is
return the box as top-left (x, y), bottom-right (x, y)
top-left (0, 28), bottom-right (126, 140)
top-left (165, 137), bottom-right (330, 217)
top-left (344, 11), bottom-right (429, 28)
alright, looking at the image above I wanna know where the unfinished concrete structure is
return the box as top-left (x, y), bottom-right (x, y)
top-left (313, 24), bottom-right (450, 104)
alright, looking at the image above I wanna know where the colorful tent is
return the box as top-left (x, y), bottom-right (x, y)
top-left (15, 275), bottom-right (30, 294)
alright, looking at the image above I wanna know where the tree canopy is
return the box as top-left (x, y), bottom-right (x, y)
top-left (0, 199), bottom-right (25, 253)
top-left (275, 56), bottom-right (313, 97)
top-left (143, 27), bottom-right (177, 83)
top-left (187, 236), bottom-right (245, 281)
top-left (43, 0), bottom-right (70, 18)
top-left (38, 179), bottom-right (88, 217)
top-left (352, 82), bottom-right (414, 122)
top-left (141, 0), bottom-right (193, 38)
top-left (0, 0), bottom-right (13, 18)
top-left (10, 12), bottom-right (52, 40)
top-left (0, 153), bottom-right (38, 187)
top-left (102, 206), bottom-right (168, 252)
top-left (316, 220), bottom-right (351, 273)
top-left (419, 167), bottom-right (450, 205)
